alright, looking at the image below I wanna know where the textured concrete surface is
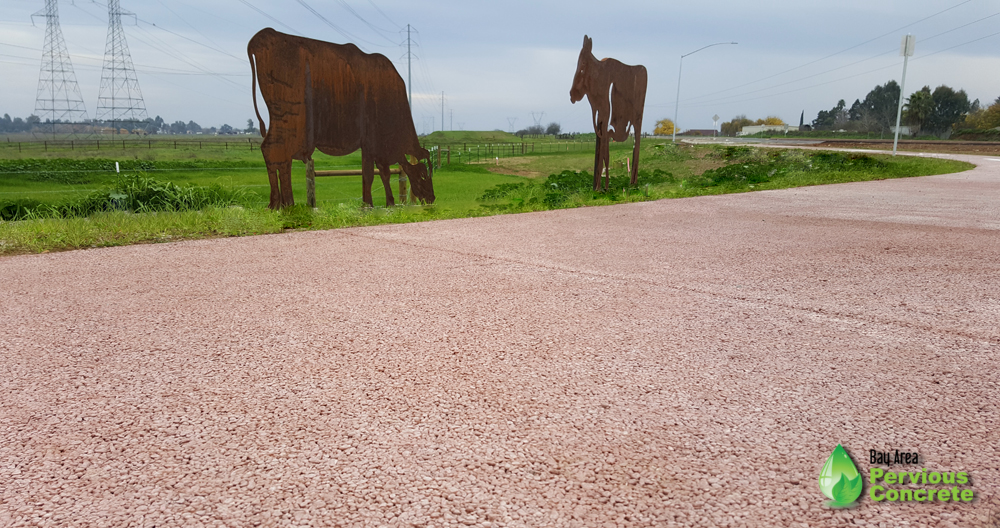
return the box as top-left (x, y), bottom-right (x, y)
top-left (2, 155), bottom-right (999, 527)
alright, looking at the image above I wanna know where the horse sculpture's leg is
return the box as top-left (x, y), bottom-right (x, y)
top-left (593, 133), bottom-right (603, 191)
top-left (601, 138), bottom-right (612, 192)
top-left (377, 161), bottom-right (395, 207)
top-left (630, 124), bottom-right (642, 187)
top-left (361, 152), bottom-right (376, 207)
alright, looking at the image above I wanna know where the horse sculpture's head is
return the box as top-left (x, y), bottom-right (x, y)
top-left (570, 35), bottom-right (593, 104)
top-left (404, 152), bottom-right (435, 204)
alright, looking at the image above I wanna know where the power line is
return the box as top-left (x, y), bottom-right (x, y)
top-left (154, 0), bottom-right (226, 55)
top-left (70, 1), bottom-right (248, 86)
top-left (676, 5), bottom-right (1000, 111)
top-left (293, 0), bottom-right (382, 49)
top-left (128, 24), bottom-right (247, 89)
top-left (681, 26), bottom-right (1000, 112)
top-left (330, 0), bottom-right (397, 43)
top-left (134, 17), bottom-right (243, 62)
top-left (367, 0), bottom-right (399, 30)
top-left (677, 0), bottom-right (975, 106)
top-left (911, 27), bottom-right (1000, 62)
top-left (916, 9), bottom-right (1000, 44)
top-left (234, 0), bottom-right (301, 35)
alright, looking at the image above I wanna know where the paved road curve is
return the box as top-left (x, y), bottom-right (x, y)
top-left (2, 155), bottom-right (998, 527)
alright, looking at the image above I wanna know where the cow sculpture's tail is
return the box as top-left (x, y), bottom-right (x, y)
top-left (248, 46), bottom-right (266, 137)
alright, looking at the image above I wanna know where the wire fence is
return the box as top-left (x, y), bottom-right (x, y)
top-left (0, 138), bottom-right (599, 164)
top-left (0, 138), bottom-right (262, 154)
top-left (0, 137), bottom-right (600, 173)
top-left (421, 140), bottom-right (596, 168)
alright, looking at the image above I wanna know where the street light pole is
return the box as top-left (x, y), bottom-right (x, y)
top-left (673, 42), bottom-right (737, 143)
top-left (893, 34), bottom-right (915, 156)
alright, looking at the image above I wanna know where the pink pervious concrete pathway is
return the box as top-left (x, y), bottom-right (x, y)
top-left (1, 155), bottom-right (998, 528)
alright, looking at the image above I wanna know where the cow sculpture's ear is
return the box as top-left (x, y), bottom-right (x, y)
top-left (583, 35), bottom-right (592, 51)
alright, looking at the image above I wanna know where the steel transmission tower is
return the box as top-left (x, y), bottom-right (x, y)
top-left (96, 0), bottom-right (147, 133)
top-left (33, 0), bottom-right (89, 129)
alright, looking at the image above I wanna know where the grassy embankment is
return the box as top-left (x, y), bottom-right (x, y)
top-left (0, 136), bottom-right (974, 255)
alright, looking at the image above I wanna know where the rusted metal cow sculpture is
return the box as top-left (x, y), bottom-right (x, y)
top-left (570, 35), bottom-right (647, 191)
top-left (248, 28), bottom-right (434, 209)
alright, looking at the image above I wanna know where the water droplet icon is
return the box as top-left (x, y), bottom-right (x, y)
top-left (818, 444), bottom-right (862, 507)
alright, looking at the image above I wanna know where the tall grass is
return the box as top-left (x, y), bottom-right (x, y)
top-left (475, 149), bottom-right (973, 212)
top-left (0, 173), bottom-right (254, 221)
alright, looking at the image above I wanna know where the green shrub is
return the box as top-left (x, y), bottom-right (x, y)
top-left (478, 168), bottom-right (674, 209)
top-left (0, 173), bottom-right (253, 221)
top-left (479, 182), bottom-right (527, 201)
top-left (693, 163), bottom-right (776, 187)
top-left (809, 152), bottom-right (886, 171)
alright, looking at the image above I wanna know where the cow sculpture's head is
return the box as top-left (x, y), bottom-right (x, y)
top-left (404, 155), bottom-right (435, 204)
top-left (570, 35), bottom-right (593, 104)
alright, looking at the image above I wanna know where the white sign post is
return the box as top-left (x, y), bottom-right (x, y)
top-left (892, 34), bottom-right (915, 156)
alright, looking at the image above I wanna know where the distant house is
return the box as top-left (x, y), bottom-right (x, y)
top-left (889, 126), bottom-right (912, 135)
top-left (738, 124), bottom-right (800, 136)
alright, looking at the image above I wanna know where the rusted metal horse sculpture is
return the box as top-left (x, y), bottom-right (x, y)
top-left (570, 35), bottom-right (647, 191)
top-left (248, 28), bottom-right (434, 209)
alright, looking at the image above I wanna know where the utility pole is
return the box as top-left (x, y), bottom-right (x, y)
top-left (893, 34), bottom-right (915, 156)
top-left (96, 0), bottom-right (147, 135)
top-left (507, 117), bottom-right (517, 134)
top-left (673, 42), bottom-right (737, 142)
top-left (450, 109), bottom-right (453, 131)
top-left (441, 91), bottom-right (444, 134)
top-left (33, 0), bottom-right (89, 134)
top-left (530, 111), bottom-right (545, 128)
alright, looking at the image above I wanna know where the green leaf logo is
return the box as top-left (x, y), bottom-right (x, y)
top-left (818, 444), bottom-right (862, 506)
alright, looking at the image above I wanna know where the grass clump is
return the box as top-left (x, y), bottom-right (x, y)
top-left (0, 173), bottom-right (253, 221)
top-left (689, 149), bottom-right (890, 188)
top-left (479, 168), bottom-right (673, 210)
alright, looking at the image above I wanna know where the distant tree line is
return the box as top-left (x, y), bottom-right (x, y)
top-left (0, 114), bottom-right (42, 134)
top-left (713, 79), bottom-right (1000, 138)
top-left (811, 81), bottom-right (997, 138)
top-left (515, 122), bottom-right (561, 138)
top-left (0, 113), bottom-right (261, 136)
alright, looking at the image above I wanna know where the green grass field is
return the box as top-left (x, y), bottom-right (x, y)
top-left (0, 137), bottom-right (975, 255)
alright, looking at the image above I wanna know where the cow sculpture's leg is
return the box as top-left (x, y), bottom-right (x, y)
top-left (264, 162), bottom-right (283, 209)
top-left (361, 152), bottom-right (376, 207)
top-left (278, 160), bottom-right (294, 207)
top-left (376, 161), bottom-right (395, 207)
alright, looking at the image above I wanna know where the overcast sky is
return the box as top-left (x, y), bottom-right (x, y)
top-left (3, 0), bottom-right (999, 134)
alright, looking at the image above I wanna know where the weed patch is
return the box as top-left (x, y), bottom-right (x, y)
top-left (0, 173), bottom-right (253, 221)
top-left (479, 168), bottom-right (673, 209)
